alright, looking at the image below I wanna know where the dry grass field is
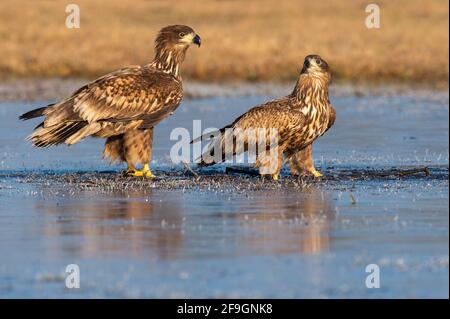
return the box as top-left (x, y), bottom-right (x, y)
top-left (0, 0), bottom-right (448, 85)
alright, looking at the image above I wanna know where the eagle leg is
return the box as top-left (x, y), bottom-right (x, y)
top-left (257, 148), bottom-right (284, 181)
top-left (289, 145), bottom-right (323, 178)
top-left (121, 129), bottom-right (155, 178)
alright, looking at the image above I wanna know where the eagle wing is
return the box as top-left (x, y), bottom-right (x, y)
top-left (230, 101), bottom-right (306, 144)
top-left (326, 105), bottom-right (336, 131)
top-left (192, 98), bottom-right (296, 144)
top-left (199, 98), bottom-right (307, 165)
top-left (25, 66), bottom-right (182, 147)
top-left (47, 66), bottom-right (182, 127)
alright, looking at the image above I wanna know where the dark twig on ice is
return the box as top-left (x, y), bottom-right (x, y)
top-left (225, 166), bottom-right (260, 176)
top-left (224, 166), bottom-right (431, 179)
top-left (359, 166), bottom-right (430, 178)
top-left (182, 161), bottom-right (200, 180)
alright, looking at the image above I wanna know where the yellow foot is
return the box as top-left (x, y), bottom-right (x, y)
top-left (272, 174), bottom-right (279, 181)
top-left (125, 164), bottom-right (156, 179)
top-left (311, 170), bottom-right (323, 178)
top-left (126, 170), bottom-right (155, 178)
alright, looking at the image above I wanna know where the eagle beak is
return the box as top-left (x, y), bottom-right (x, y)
top-left (304, 59), bottom-right (311, 68)
top-left (193, 34), bottom-right (201, 47)
top-left (301, 59), bottom-right (310, 74)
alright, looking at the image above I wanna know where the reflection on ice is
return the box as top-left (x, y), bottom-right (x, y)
top-left (34, 186), bottom-right (335, 261)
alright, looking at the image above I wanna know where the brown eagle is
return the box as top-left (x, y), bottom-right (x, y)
top-left (195, 55), bottom-right (336, 180)
top-left (19, 25), bottom-right (201, 178)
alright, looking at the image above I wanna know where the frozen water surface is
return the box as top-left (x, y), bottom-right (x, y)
top-left (0, 85), bottom-right (448, 298)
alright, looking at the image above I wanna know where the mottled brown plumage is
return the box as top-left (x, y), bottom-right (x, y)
top-left (197, 55), bottom-right (336, 179)
top-left (289, 105), bottom-right (336, 176)
top-left (20, 25), bottom-right (201, 177)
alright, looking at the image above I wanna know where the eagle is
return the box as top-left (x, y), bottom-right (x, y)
top-left (19, 25), bottom-right (201, 178)
top-left (195, 55), bottom-right (336, 180)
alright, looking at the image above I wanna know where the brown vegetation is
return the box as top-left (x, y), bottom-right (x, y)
top-left (0, 0), bottom-right (448, 85)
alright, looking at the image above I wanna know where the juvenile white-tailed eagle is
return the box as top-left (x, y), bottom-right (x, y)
top-left (195, 55), bottom-right (335, 180)
top-left (20, 25), bottom-right (201, 178)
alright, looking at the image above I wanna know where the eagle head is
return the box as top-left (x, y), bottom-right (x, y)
top-left (156, 25), bottom-right (201, 49)
top-left (301, 55), bottom-right (329, 75)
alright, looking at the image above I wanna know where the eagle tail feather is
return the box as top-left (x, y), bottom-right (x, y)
top-left (64, 123), bottom-right (101, 145)
top-left (197, 134), bottom-right (232, 167)
top-left (27, 121), bottom-right (87, 147)
top-left (19, 106), bottom-right (48, 121)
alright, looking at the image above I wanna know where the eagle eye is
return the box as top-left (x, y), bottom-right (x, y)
top-left (316, 59), bottom-right (322, 65)
top-left (179, 32), bottom-right (185, 38)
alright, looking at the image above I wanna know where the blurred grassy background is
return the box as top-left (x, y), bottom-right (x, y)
top-left (0, 0), bottom-right (448, 86)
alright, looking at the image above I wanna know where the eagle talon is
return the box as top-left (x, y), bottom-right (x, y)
top-left (143, 170), bottom-right (156, 179)
top-left (272, 174), bottom-right (279, 181)
top-left (125, 169), bottom-right (140, 177)
top-left (125, 169), bottom-right (156, 179)
top-left (141, 163), bottom-right (156, 179)
top-left (312, 170), bottom-right (323, 178)
top-left (124, 163), bottom-right (155, 179)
